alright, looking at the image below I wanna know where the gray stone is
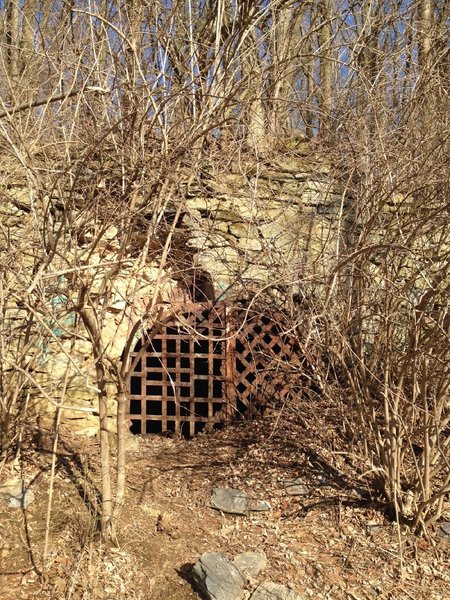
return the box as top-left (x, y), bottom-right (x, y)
top-left (349, 487), bottom-right (370, 500)
top-left (233, 552), bottom-right (267, 579)
top-left (250, 581), bottom-right (303, 600)
top-left (192, 552), bottom-right (245, 600)
top-left (283, 479), bottom-right (310, 497)
top-left (440, 522), bottom-right (450, 539)
top-left (248, 500), bottom-right (271, 512)
top-left (208, 488), bottom-right (249, 515)
top-left (0, 479), bottom-right (35, 509)
top-left (366, 521), bottom-right (382, 534)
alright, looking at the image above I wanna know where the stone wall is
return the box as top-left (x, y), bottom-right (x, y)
top-left (1, 155), bottom-right (344, 434)
top-left (181, 156), bottom-right (343, 299)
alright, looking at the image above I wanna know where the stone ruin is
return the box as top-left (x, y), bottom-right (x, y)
top-left (1, 153), bottom-right (345, 435)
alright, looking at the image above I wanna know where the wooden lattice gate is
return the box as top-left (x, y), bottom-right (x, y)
top-left (127, 303), bottom-right (298, 436)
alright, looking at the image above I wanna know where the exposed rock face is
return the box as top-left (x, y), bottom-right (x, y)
top-left (191, 552), bottom-right (246, 600)
top-left (183, 158), bottom-right (342, 297)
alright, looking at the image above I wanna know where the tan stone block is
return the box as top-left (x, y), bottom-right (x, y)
top-left (186, 197), bottom-right (220, 212)
top-left (229, 223), bottom-right (249, 238)
top-left (74, 424), bottom-right (99, 437)
top-left (65, 387), bottom-right (98, 405)
top-left (214, 221), bottom-right (229, 234)
top-left (240, 237), bottom-right (263, 252)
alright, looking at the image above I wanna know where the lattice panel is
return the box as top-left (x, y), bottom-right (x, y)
top-left (231, 309), bottom-right (299, 409)
top-left (127, 304), bottom-right (228, 437)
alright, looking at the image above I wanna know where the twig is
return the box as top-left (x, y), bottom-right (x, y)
top-left (0, 87), bottom-right (109, 120)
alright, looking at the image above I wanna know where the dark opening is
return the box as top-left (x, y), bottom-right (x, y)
top-left (146, 400), bottom-right (162, 414)
top-left (130, 377), bottom-right (141, 395)
top-left (147, 420), bottom-right (161, 434)
top-left (194, 380), bottom-right (209, 398)
top-left (130, 400), bottom-right (141, 414)
top-left (130, 420), bottom-right (141, 434)
top-left (150, 339), bottom-right (162, 353)
top-left (147, 356), bottom-right (162, 368)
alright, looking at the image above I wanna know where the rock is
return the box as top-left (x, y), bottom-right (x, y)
top-left (241, 238), bottom-right (263, 252)
top-left (283, 479), bottom-right (310, 497)
top-left (0, 479), bottom-right (35, 509)
top-left (233, 552), bottom-right (267, 579)
top-left (251, 581), bottom-right (303, 600)
top-left (248, 500), bottom-right (271, 512)
top-left (440, 522), bottom-right (450, 540)
top-left (208, 488), bottom-right (250, 515)
top-left (107, 430), bottom-right (141, 451)
top-left (107, 299), bottom-right (127, 313)
top-left (74, 423), bottom-right (99, 436)
top-left (229, 223), bottom-right (249, 239)
top-left (349, 487), bottom-right (370, 500)
top-left (104, 225), bottom-right (118, 241)
top-left (192, 552), bottom-right (246, 600)
top-left (124, 431), bottom-right (141, 451)
top-left (366, 521), bottom-right (383, 534)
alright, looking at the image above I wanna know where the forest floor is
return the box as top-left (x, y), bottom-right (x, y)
top-left (1, 399), bottom-right (449, 600)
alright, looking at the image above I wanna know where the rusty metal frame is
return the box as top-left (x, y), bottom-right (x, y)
top-left (127, 303), bottom-right (297, 436)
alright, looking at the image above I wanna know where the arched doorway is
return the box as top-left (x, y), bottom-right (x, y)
top-left (127, 303), bottom-right (299, 437)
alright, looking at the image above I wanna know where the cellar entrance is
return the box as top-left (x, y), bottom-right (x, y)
top-left (127, 303), bottom-right (298, 437)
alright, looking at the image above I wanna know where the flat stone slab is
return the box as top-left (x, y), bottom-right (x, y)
top-left (283, 479), bottom-right (310, 497)
top-left (192, 552), bottom-right (245, 600)
top-left (0, 479), bottom-right (35, 509)
top-left (233, 552), bottom-right (267, 579)
top-left (208, 488), bottom-right (250, 515)
top-left (208, 489), bottom-right (271, 515)
top-left (251, 581), bottom-right (303, 600)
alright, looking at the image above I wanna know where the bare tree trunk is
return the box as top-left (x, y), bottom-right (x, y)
top-left (241, 28), bottom-right (267, 154)
top-left (96, 360), bottom-right (114, 537)
top-left (7, 0), bottom-right (21, 83)
top-left (419, 0), bottom-right (433, 69)
top-left (269, 3), bottom-right (292, 137)
top-left (113, 384), bottom-right (127, 519)
top-left (306, 35), bottom-right (316, 140)
top-left (318, 0), bottom-right (332, 134)
top-left (79, 306), bottom-right (113, 538)
top-left (21, 0), bottom-right (36, 80)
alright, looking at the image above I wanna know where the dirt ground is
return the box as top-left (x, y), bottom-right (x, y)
top-left (1, 402), bottom-right (449, 600)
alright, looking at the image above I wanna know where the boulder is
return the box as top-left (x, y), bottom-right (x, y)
top-left (192, 552), bottom-right (246, 600)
